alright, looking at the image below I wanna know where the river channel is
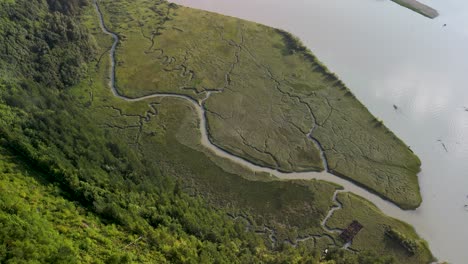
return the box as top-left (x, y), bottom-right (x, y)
top-left (101, 0), bottom-right (468, 262)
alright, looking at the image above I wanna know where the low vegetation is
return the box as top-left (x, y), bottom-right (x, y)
top-left (0, 0), bottom-right (434, 262)
top-left (98, 0), bottom-right (422, 209)
top-left (326, 193), bottom-right (434, 264)
top-left (385, 227), bottom-right (422, 255)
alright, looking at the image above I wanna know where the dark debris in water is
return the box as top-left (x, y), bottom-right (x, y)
top-left (437, 139), bottom-right (448, 153)
top-left (464, 196), bottom-right (468, 212)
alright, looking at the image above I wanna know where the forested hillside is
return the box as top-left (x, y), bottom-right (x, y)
top-left (0, 0), bottom-right (432, 263)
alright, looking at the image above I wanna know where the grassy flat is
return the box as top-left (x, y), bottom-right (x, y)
top-left (327, 192), bottom-right (434, 264)
top-left (82, 12), bottom-right (433, 257)
top-left (97, 0), bottom-right (422, 209)
top-left (82, 4), bottom-right (340, 245)
top-left (0, 0), bottom-right (434, 262)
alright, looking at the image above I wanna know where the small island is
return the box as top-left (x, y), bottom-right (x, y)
top-left (392, 0), bottom-right (439, 19)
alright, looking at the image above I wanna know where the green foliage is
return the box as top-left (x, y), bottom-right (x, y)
top-left (275, 28), bottom-right (308, 54)
top-left (0, 148), bottom-right (169, 263)
top-left (98, 0), bottom-right (423, 208)
top-left (46, 0), bottom-right (88, 15)
top-left (385, 227), bottom-right (421, 255)
top-left (0, 0), bottom-right (432, 263)
top-left (326, 193), bottom-right (434, 264)
top-left (0, 0), bottom-right (94, 88)
top-left (0, 2), bottom-right (328, 262)
top-left (324, 249), bottom-right (395, 264)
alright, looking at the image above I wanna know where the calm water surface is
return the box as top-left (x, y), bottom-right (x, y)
top-left (171, 0), bottom-right (468, 262)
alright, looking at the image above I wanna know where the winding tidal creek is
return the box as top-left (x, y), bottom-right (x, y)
top-left (97, 0), bottom-right (468, 262)
top-left (170, 0), bottom-right (468, 263)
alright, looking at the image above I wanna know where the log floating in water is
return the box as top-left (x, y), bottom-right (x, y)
top-left (391, 0), bottom-right (439, 19)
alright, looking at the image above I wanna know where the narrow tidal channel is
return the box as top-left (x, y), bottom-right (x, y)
top-left (93, 0), bottom-right (430, 254)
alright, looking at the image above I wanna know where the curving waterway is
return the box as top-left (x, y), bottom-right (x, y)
top-left (95, 0), bottom-right (468, 262)
top-left (169, 0), bottom-right (468, 263)
top-left (93, 0), bottom-right (413, 220)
